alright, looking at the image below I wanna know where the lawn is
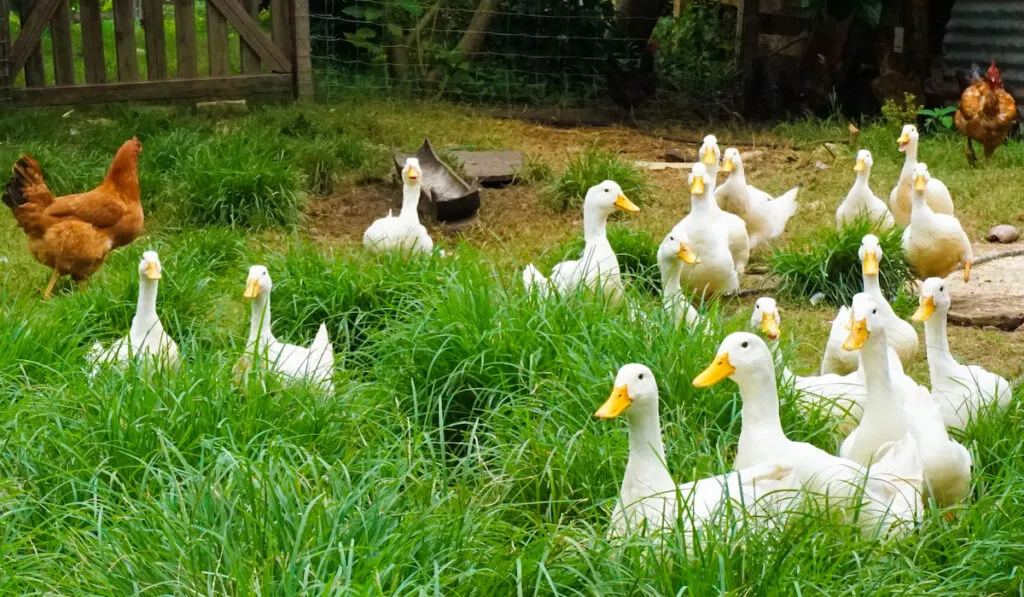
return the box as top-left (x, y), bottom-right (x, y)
top-left (0, 96), bottom-right (1022, 594)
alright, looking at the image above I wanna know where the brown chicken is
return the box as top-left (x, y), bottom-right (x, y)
top-left (955, 60), bottom-right (1019, 164)
top-left (2, 138), bottom-right (144, 298)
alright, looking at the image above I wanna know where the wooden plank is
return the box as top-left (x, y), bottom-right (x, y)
top-left (112, 0), bottom-right (139, 81)
top-left (174, 0), bottom-right (198, 78)
top-left (206, 0), bottom-right (230, 76)
top-left (50, 0), bottom-right (74, 85)
top-left (0, 0), bottom-right (9, 96)
top-left (208, 0), bottom-right (289, 72)
top-left (271, 0), bottom-right (292, 62)
top-left (240, 0), bottom-right (260, 73)
top-left (291, 0), bottom-right (311, 99)
top-left (79, 0), bottom-right (106, 83)
top-left (11, 0), bottom-right (63, 82)
top-left (10, 73), bottom-right (292, 105)
top-left (142, 0), bottom-right (167, 79)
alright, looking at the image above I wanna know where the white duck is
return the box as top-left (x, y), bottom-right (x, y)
top-left (750, 298), bottom-right (866, 432)
top-left (836, 150), bottom-right (894, 230)
top-left (841, 293), bottom-right (972, 507)
top-left (597, 363), bottom-right (793, 540)
top-left (902, 163), bottom-right (973, 282)
top-left (890, 125), bottom-right (955, 227)
top-left (913, 278), bottom-right (1011, 431)
top-left (697, 134), bottom-right (722, 192)
top-left (693, 333), bottom-right (923, 539)
top-left (522, 181), bottom-right (639, 304)
top-left (691, 138), bottom-right (750, 273)
top-left (820, 305), bottom-right (859, 376)
top-left (671, 163), bottom-right (744, 296)
top-left (656, 231), bottom-right (704, 329)
top-left (859, 234), bottom-right (918, 364)
top-left (237, 266), bottom-right (335, 393)
top-left (89, 251), bottom-right (179, 375)
top-left (363, 158), bottom-right (434, 254)
top-left (715, 148), bottom-right (800, 248)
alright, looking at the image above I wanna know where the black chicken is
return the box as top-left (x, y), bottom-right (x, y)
top-left (606, 40), bottom-right (659, 112)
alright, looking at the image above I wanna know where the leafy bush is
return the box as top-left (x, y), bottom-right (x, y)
top-left (770, 219), bottom-right (912, 307)
top-left (919, 106), bottom-right (958, 135)
top-left (545, 145), bottom-right (649, 212)
top-left (880, 93), bottom-right (923, 134)
top-left (651, 2), bottom-right (740, 107)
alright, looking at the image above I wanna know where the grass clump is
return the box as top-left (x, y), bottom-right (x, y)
top-left (545, 145), bottom-right (649, 212)
top-left (770, 218), bottom-right (912, 307)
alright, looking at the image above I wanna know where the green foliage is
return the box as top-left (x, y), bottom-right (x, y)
top-left (651, 2), bottom-right (740, 107)
top-left (881, 93), bottom-right (924, 134)
top-left (545, 145), bottom-right (649, 212)
top-left (770, 219), bottom-right (913, 307)
top-left (517, 155), bottom-right (554, 185)
top-left (920, 106), bottom-right (958, 134)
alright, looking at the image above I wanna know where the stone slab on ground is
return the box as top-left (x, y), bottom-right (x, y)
top-left (450, 150), bottom-right (523, 186)
top-left (945, 242), bottom-right (1024, 331)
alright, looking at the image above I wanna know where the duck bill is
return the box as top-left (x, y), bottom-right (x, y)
top-left (911, 296), bottom-right (936, 322)
top-left (862, 251), bottom-right (879, 276)
top-left (595, 385), bottom-right (632, 419)
top-left (898, 134), bottom-right (910, 151)
top-left (145, 262), bottom-right (162, 280)
top-left (690, 177), bottom-right (706, 195)
top-left (853, 158), bottom-right (865, 173)
top-left (914, 175), bottom-right (927, 192)
top-left (701, 149), bottom-right (717, 165)
top-left (614, 193), bottom-right (640, 213)
top-left (407, 167), bottom-right (420, 182)
top-left (761, 313), bottom-right (781, 341)
top-left (843, 318), bottom-right (869, 351)
top-left (243, 279), bottom-right (261, 299)
top-left (721, 158), bottom-right (734, 173)
top-left (693, 353), bottom-right (735, 388)
top-left (677, 244), bottom-right (700, 264)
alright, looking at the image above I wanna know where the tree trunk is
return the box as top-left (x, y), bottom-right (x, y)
top-left (424, 0), bottom-right (498, 86)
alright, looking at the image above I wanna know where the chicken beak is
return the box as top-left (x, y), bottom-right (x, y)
top-left (407, 167), bottom-right (420, 181)
top-left (701, 149), bottom-right (716, 165)
top-left (862, 251), bottom-right (879, 276)
top-left (721, 158), bottom-right (734, 173)
top-left (677, 244), bottom-right (700, 264)
top-left (761, 312), bottom-right (781, 341)
top-left (854, 158), bottom-right (865, 173)
top-left (914, 174), bottom-right (927, 191)
top-left (614, 193), bottom-right (640, 213)
top-left (693, 353), bottom-right (735, 387)
top-left (912, 296), bottom-right (936, 322)
top-left (843, 318), bottom-right (869, 351)
top-left (690, 176), bottom-right (706, 195)
top-left (595, 385), bottom-right (632, 419)
top-left (243, 278), bottom-right (261, 299)
top-left (145, 262), bottom-right (162, 280)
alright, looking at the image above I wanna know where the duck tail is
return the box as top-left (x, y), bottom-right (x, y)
top-left (309, 323), bottom-right (335, 374)
top-left (522, 264), bottom-right (549, 295)
top-left (771, 185), bottom-right (800, 225)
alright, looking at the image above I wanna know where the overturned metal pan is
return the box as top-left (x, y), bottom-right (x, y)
top-left (392, 139), bottom-right (481, 222)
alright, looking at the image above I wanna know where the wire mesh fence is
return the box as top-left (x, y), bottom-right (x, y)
top-left (308, 0), bottom-right (742, 109)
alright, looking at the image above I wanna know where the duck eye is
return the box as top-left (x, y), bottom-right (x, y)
top-left (872, 309), bottom-right (877, 314)
top-left (741, 341), bottom-right (749, 348)
top-left (638, 373), bottom-right (644, 380)
top-left (940, 286), bottom-right (944, 292)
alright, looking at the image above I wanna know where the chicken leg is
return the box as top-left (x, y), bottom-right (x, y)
top-left (966, 135), bottom-right (978, 166)
top-left (42, 269), bottom-right (60, 300)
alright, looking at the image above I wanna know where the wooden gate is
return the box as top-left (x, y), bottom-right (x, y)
top-left (0, 0), bottom-right (311, 107)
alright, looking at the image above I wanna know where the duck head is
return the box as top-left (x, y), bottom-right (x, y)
top-left (699, 135), bottom-right (720, 167)
top-left (402, 157), bottom-right (421, 184)
top-left (842, 293), bottom-right (886, 351)
top-left (596, 363), bottom-right (659, 419)
top-left (138, 251), bottom-right (162, 281)
top-left (912, 162), bottom-right (930, 192)
top-left (689, 163), bottom-right (712, 196)
top-left (243, 265), bottom-right (272, 299)
top-left (750, 297), bottom-right (782, 341)
top-left (854, 149), bottom-right (873, 175)
top-left (897, 124), bottom-right (918, 153)
top-left (659, 230), bottom-right (700, 266)
top-left (859, 234), bottom-right (883, 277)
top-left (912, 277), bottom-right (951, 322)
top-left (584, 180), bottom-right (639, 215)
top-left (721, 147), bottom-right (742, 174)
top-left (693, 332), bottom-right (773, 388)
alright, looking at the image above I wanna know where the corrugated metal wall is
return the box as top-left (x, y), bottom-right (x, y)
top-left (943, 1), bottom-right (1024, 95)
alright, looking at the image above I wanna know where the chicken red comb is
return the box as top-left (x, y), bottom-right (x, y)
top-left (986, 60), bottom-right (1003, 89)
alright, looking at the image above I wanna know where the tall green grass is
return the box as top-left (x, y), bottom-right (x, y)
top-left (545, 145), bottom-right (651, 212)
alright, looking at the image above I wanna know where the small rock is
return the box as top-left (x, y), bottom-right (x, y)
top-left (814, 161), bottom-right (829, 169)
top-left (986, 224), bottom-right (1019, 243)
top-left (810, 292), bottom-right (826, 306)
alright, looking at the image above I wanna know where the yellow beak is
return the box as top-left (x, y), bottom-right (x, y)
top-left (614, 193), bottom-right (640, 213)
top-left (407, 167), bottom-right (420, 181)
top-left (690, 176), bottom-right (706, 195)
top-left (914, 175), bottom-right (927, 191)
top-left (843, 318), bottom-right (869, 351)
top-left (693, 353), bottom-right (735, 388)
top-left (761, 312), bottom-right (781, 341)
top-left (144, 262), bottom-right (161, 280)
top-left (863, 251), bottom-right (879, 276)
top-left (701, 149), bottom-right (716, 165)
top-left (854, 158), bottom-right (865, 173)
top-left (721, 158), bottom-right (734, 173)
top-left (912, 295), bottom-right (936, 322)
top-left (677, 244), bottom-right (700, 264)
top-left (595, 385), bottom-right (632, 419)
top-left (898, 133), bottom-right (910, 146)
top-left (243, 278), bottom-right (261, 299)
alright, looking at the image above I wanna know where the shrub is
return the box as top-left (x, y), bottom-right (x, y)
top-left (652, 2), bottom-right (740, 108)
top-left (545, 145), bottom-right (649, 212)
top-left (770, 219), bottom-right (912, 307)
top-left (880, 92), bottom-right (923, 134)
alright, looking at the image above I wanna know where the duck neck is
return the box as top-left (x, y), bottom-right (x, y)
top-left (689, 190), bottom-right (720, 218)
top-left (924, 310), bottom-right (956, 375)
top-left (903, 140), bottom-right (919, 165)
top-left (853, 169), bottom-right (871, 192)
top-left (583, 206), bottom-right (611, 243)
top-left (399, 182), bottom-right (421, 220)
top-left (624, 402), bottom-right (672, 486)
top-left (248, 293), bottom-right (273, 346)
top-left (725, 164), bottom-right (746, 188)
top-left (911, 191), bottom-right (931, 220)
top-left (660, 257), bottom-right (681, 302)
top-left (859, 333), bottom-right (907, 425)
top-left (131, 278), bottom-right (159, 331)
top-left (734, 362), bottom-right (787, 464)
top-left (862, 272), bottom-right (882, 299)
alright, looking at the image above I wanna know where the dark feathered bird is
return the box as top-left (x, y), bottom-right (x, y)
top-left (606, 41), bottom-right (659, 113)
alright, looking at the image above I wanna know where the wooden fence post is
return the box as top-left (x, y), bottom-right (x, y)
top-left (738, 0), bottom-right (759, 116)
top-left (0, 0), bottom-right (9, 98)
top-left (292, 0), bottom-right (313, 100)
